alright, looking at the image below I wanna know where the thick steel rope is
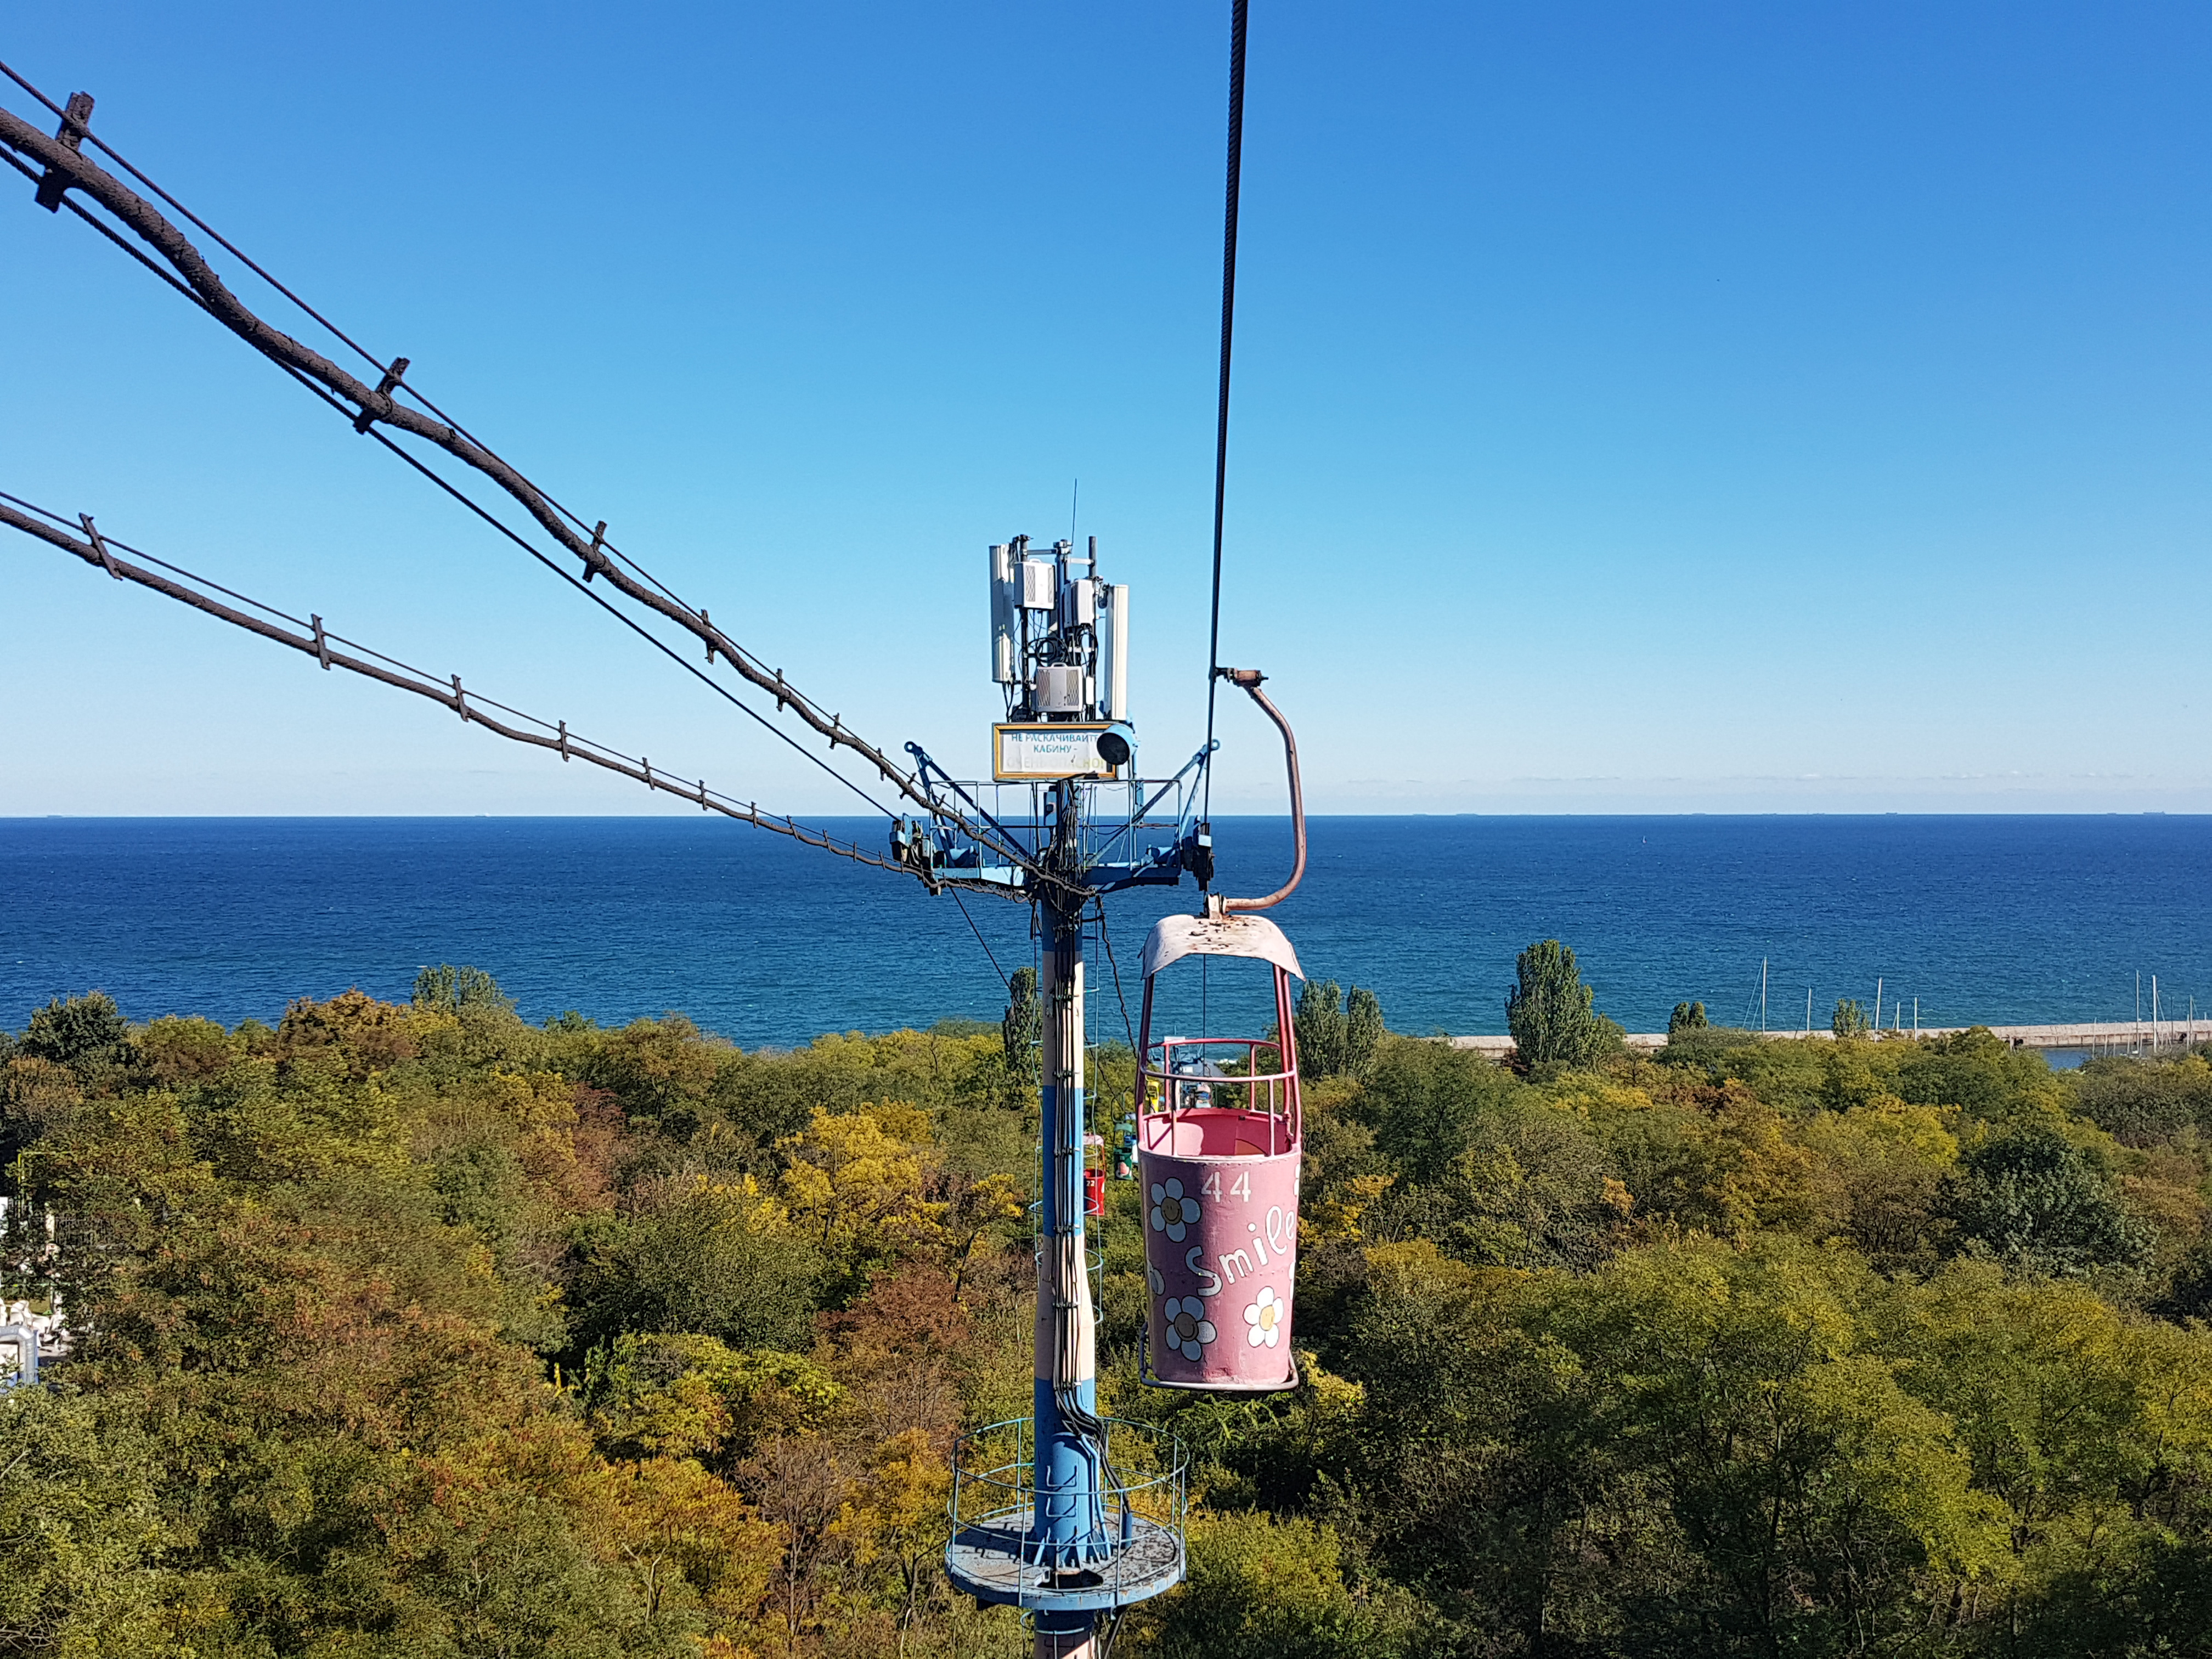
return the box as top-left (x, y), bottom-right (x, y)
top-left (0, 89), bottom-right (1043, 881)
top-left (1201, 0), bottom-right (1251, 826)
top-left (0, 495), bottom-right (1028, 894)
top-left (0, 58), bottom-right (696, 617)
top-left (0, 155), bottom-right (905, 827)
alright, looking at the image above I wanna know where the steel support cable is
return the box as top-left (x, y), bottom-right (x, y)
top-left (1200, 0), bottom-right (1250, 826)
top-left (0, 147), bottom-right (874, 829)
top-left (0, 473), bottom-right (899, 826)
top-left (0, 98), bottom-right (1046, 888)
top-left (0, 146), bottom-right (204, 308)
top-left (0, 257), bottom-right (895, 829)
top-left (0, 497), bottom-right (1032, 890)
top-left (1, 485), bottom-right (695, 737)
top-left (950, 889), bottom-right (1008, 990)
top-left (0, 58), bottom-right (388, 377)
top-left (0, 92), bottom-right (1039, 877)
top-left (0, 57), bottom-right (701, 623)
top-left (1093, 900), bottom-right (1139, 1058)
top-left (317, 398), bottom-right (906, 825)
top-left (366, 382), bottom-right (703, 617)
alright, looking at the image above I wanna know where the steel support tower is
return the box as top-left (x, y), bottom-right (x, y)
top-left (1032, 783), bottom-right (1104, 1655)
top-left (937, 544), bottom-right (1197, 1656)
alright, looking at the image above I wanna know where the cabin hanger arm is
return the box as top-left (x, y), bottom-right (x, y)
top-left (1210, 667), bottom-right (1305, 915)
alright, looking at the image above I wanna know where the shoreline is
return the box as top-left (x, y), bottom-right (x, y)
top-left (1448, 1019), bottom-right (2212, 1057)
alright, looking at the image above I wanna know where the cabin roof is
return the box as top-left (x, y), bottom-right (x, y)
top-left (1139, 912), bottom-right (1304, 981)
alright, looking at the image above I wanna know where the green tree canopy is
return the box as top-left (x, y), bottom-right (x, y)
top-left (1945, 1122), bottom-right (2151, 1277)
top-left (411, 961), bottom-right (517, 1015)
top-left (1505, 940), bottom-right (1618, 1069)
top-left (12, 956), bottom-right (2212, 1656)
top-left (1294, 980), bottom-right (1387, 1081)
top-left (18, 990), bottom-right (132, 1074)
top-left (1296, 978), bottom-right (1348, 1078)
top-left (1001, 964), bottom-right (1040, 1071)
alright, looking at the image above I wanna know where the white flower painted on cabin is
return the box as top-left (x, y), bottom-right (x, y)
top-left (1147, 1263), bottom-right (1165, 1298)
top-left (1243, 1285), bottom-right (1284, 1348)
top-left (1160, 1296), bottom-right (1216, 1363)
top-left (1149, 1178), bottom-right (1200, 1243)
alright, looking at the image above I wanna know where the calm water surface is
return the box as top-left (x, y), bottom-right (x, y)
top-left (0, 816), bottom-right (2204, 1047)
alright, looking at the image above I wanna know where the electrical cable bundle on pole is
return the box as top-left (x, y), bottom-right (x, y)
top-left (0, 7), bottom-right (1307, 1654)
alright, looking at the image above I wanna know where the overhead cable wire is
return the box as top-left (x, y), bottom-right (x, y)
top-left (951, 889), bottom-right (1009, 991)
top-left (0, 269), bottom-right (902, 828)
top-left (0, 58), bottom-right (389, 377)
top-left (0, 145), bottom-right (205, 309)
top-left (0, 470), bottom-right (895, 823)
top-left (1200, 0), bottom-right (1250, 826)
top-left (342, 413), bottom-right (904, 822)
top-left (0, 75), bottom-right (887, 778)
top-left (1094, 899), bottom-right (1139, 1058)
top-left (0, 71), bottom-right (1043, 882)
top-left (2, 140), bottom-right (933, 832)
top-left (0, 493), bottom-right (1032, 893)
top-left (0, 64), bottom-right (706, 633)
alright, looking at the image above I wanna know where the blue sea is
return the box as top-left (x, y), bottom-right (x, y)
top-left (0, 816), bottom-right (2205, 1047)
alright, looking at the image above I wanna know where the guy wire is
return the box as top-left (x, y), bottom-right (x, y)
top-left (0, 466), bottom-right (899, 828)
top-left (1, 134), bottom-right (1053, 862)
top-left (337, 399), bottom-right (1046, 872)
top-left (235, 345), bottom-right (905, 823)
top-left (1, 59), bottom-right (1061, 887)
top-left (0, 148), bottom-right (205, 311)
top-left (352, 417), bottom-right (904, 822)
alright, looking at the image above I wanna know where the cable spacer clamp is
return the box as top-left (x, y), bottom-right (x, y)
top-left (78, 514), bottom-right (120, 579)
top-left (353, 357), bottom-right (409, 433)
top-left (33, 93), bottom-right (93, 212)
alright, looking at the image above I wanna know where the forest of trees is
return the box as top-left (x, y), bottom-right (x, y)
top-left (7, 955), bottom-right (2212, 1657)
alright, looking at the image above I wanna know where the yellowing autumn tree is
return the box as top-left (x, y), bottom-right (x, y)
top-left (779, 1104), bottom-right (947, 1282)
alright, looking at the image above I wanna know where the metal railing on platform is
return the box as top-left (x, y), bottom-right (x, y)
top-left (945, 1415), bottom-right (1187, 1613)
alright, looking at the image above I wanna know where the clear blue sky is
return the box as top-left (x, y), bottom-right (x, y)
top-left (2, 2), bottom-right (2205, 816)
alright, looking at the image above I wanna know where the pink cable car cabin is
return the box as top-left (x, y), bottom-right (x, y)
top-left (1135, 910), bottom-right (1304, 1393)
